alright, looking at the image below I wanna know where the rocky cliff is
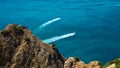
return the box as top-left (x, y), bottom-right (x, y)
top-left (0, 24), bottom-right (65, 68)
top-left (0, 24), bottom-right (120, 68)
top-left (64, 57), bottom-right (101, 68)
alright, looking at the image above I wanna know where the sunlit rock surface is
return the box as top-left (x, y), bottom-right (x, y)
top-left (64, 57), bottom-right (101, 68)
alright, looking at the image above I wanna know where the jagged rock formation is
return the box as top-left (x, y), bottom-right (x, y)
top-left (64, 57), bottom-right (101, 68)
top-left (0, 24), bottom-right (65, 68)
top-left (0, 24), bottom-right (120, 68)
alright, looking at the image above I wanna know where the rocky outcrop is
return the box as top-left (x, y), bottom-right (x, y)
top-left (0, 24), bottom-right (65, 68)
top-left (0, 24), bottom-right (120, 68)
top-left (64, 57), bottom-right (101, 68)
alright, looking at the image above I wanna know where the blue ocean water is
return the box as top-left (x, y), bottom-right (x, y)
top-left (0, 0), bottom-right (120, 64)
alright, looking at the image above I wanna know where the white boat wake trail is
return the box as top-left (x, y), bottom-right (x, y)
top-left (34, 18), bottom-right (61, 34)
top-left (43, 32), bottom-right (76, 43)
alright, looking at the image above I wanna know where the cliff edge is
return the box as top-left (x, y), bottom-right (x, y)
top-left (0, 24), bottom-right (119, 68)
top-left (0, 24), bottom-right (65, 68)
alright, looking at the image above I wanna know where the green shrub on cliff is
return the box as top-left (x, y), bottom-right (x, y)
top-left (24, 37), bottom-right (30, 42)
top-left (13, 27), bottom-right (24, 35)
top-left (74, 56), bottom-right (80, 61)
top-left (103, 59), bottom-right (120, 68)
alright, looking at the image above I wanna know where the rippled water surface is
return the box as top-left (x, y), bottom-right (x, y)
top-left (0, 0), bottom-right (120, 63)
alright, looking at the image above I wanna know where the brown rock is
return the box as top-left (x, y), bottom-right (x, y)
top-left (0, 24), bottom-right (65, 68)
top-left (64, 57), bottom-right (101, 68)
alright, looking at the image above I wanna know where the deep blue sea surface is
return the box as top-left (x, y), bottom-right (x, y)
top-left (0, 0), bottom-right (120, 64)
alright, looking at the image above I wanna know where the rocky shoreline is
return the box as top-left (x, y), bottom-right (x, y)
top-left (0, 24), bottom-right (119, 68)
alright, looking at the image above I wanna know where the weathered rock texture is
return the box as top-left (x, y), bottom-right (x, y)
top-left (0, 24), bottom-right (65, 68)
top-left (64, 57), bottom-right (102, 68)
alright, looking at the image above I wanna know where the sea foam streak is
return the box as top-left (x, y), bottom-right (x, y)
top-left (39, 18), bottom-right (61, 29)
top-left (34, 18), bottom-right (61, 34)
top-left (43, 32), bottom-right (76, 43)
